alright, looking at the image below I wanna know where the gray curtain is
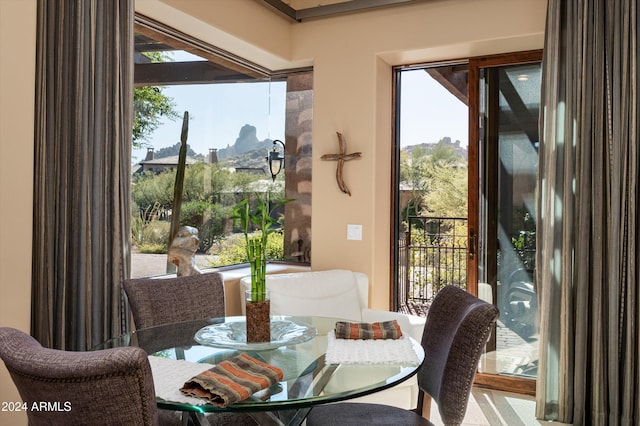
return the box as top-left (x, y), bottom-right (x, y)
top-left (32, 0), bottom-right (133, 351)
top-left (537, 0), bottom-right (639, 424)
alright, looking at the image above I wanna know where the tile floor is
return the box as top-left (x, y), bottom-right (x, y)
top-left (428, 388), bottom-right (569, 426)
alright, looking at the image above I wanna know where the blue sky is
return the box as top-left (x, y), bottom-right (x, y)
top-left (132, 80), bottom-right (287, 163)
top-left (133, 68), bottom-right (467, 163)
top-left (399, 69), bottom-right (468, 149)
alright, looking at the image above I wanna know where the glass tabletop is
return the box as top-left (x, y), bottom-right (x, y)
top-left (97, 315), bottom-right (424, 413)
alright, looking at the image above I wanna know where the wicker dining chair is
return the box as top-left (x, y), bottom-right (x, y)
top-left (123, 272), bottom-right (226, 330)
top-left (305, 285), bottom-right (500, 426)
top-left (0, 327), bottom-right (159, 426)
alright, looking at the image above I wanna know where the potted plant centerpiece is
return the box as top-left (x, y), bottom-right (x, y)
top-left (233, 193), bottom-right (290, 343)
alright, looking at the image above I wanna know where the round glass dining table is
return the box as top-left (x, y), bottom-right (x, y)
top-left (96, 315), bottom-right (424, 426)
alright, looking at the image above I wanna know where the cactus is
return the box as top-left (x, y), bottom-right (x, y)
top-left (167, 111), bottom-right (189, 273)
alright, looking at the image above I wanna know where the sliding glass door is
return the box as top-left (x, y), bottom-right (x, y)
top-left (469, 51), bottom-right (542, 394)
top-left (393, 51), bottom-right (541, 394)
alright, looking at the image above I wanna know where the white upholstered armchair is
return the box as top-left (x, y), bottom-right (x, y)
top-left (240, 269), bottom-right (426, 409)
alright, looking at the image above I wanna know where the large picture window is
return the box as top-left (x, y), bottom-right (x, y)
top-left (132, 17), bottom-right (312, 278)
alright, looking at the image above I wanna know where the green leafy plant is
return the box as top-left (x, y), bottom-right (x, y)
top-left (232, 193), bottom-right (292, 301)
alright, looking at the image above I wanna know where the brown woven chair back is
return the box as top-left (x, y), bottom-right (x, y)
top-left (123, 272), bottom-right (225, 330)
top-left (0, 327), bottom-right (159, 426)
top-left (419, 285), bottom-right (500, 425)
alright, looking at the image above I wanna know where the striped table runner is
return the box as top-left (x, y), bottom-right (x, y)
top-left (334, 319), bottom-right (403, 340)
top-left (180, 353), bottom-right (283, 407)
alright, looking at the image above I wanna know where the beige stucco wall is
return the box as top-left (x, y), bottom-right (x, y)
top-left (289, 0), bottom-right (546, 309)
top-left (0, 1), bottom-right (545, 423)
top-left (0, 2), bottom-right (36, 424)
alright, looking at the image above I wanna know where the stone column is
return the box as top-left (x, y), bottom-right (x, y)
top-left (284, 72), bottom-right (313, 263)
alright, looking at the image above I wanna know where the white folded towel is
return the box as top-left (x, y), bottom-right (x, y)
top-left (324, 331), bottom-right (421, 365)
top-left (148, 356), bottom-right (212, 405)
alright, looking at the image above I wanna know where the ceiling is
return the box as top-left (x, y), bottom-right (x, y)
top-left (133, 1), bottom-right (469, 96)
top-left (260, 0), bottom-right (426, 22)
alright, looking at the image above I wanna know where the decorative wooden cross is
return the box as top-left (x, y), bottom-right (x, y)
top-left (321, 132), bottom-right (362, 196)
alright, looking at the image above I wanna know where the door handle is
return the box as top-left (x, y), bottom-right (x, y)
top-left (469, 229), bottom-right (477, 259)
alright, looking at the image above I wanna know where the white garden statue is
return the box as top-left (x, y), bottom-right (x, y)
top-left (167, 226), bottom-right (203, 276)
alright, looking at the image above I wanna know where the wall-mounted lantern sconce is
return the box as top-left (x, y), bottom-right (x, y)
top-left (266, 139), bottom-right (285, 181)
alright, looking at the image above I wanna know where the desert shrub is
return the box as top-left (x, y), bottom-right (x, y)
top-left (179, 201), bottom-right (230, 253)
top-left (210, 231), bottom-right (284, 267)
top-left (136, 243), bottom-right (167, 254)
top-left (132, 170), bottom-right (176, 211)
top-left (132, 202), bottom-right (163, 247)
top-left (137, 220), bottom-right (170, 253)
top-left (265, 231), bottom-right (285, 260)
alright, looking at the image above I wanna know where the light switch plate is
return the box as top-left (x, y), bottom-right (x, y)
top-left (347, 224), bottom-right (362, 240)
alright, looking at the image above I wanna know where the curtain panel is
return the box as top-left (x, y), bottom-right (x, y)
top-left (33, 0), bottom-right (133, 351)
top-left (537, 0), bottom-right (639, 424)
